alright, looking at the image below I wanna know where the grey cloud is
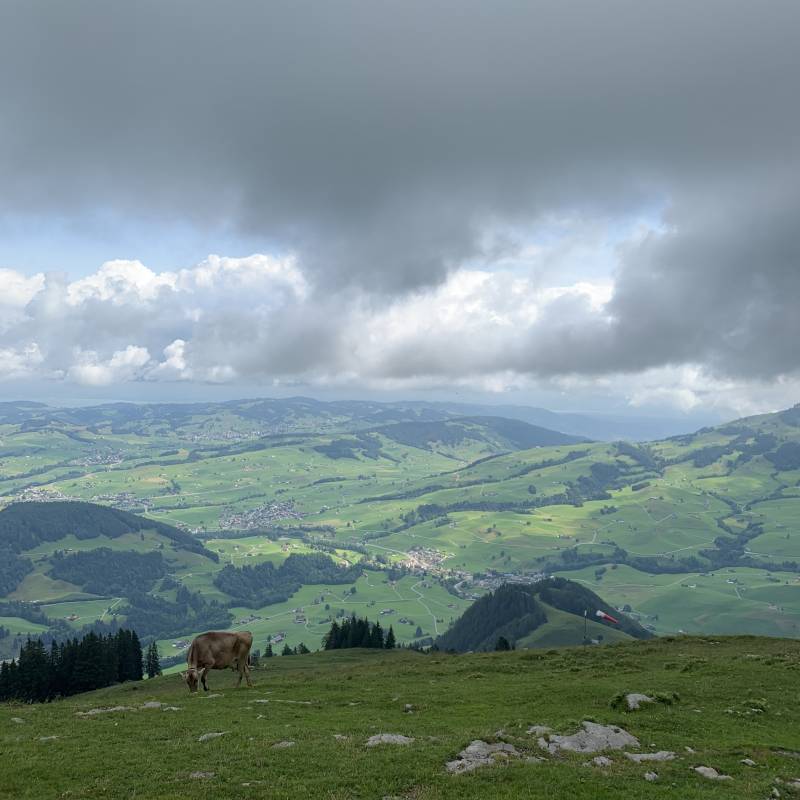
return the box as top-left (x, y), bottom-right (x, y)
top-left (0, 1), bottom-right (798, 382)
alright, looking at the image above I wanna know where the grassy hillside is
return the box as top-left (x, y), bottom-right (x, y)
top-left (2, 637), bottom-right (800, 799)
top-left (434, 579), bottom-right (651, 652)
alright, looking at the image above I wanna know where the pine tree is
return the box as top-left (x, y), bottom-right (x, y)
top-left (281, 643), bottom-right (293, 655)
top-left (296, 642), bottom-right (310, 654)
top-left (495, 636), bottom-right (511, 651)
top-left (265, 643), bottom-right (274, 658)
top-left (130, 631), bottom-right (144, 681)
top-left (370, 621), bottom-right (384, 648)
top-left (324, 621), bottom-right (340, 650)
top-left (145, 642), bottom-right (162, 678)
top-left (385, 626), bottom-right (396, 650)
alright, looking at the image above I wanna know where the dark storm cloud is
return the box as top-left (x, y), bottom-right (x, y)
top-left (0, 1), bottom-right (799, 380)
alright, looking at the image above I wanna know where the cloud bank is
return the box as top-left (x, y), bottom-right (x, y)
top-left (0, 2), bottom-right (798, 413)
top-left (1, 244), bottom-right (799, 415)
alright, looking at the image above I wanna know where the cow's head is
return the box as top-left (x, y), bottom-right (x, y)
top-left (181, 668), bottom-right (200, 693)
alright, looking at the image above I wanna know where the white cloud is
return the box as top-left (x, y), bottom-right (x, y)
top-left (0, 343), bottom-right (44, 379)
top-left (67, 345), bottom-right (151, 386)
top-left (0, 249), bottom-right (796, 417)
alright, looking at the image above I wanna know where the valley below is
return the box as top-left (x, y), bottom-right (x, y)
top-left (1, 398), bottom-right (799, 661)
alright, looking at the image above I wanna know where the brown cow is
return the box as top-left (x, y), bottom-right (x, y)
top-left (182, 631), bottom-right (254, 692)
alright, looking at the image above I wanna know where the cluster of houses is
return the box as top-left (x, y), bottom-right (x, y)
top-left (91, 491), bottom-right (153, 512)
top-left (219, 501), bottom-right (304, 530)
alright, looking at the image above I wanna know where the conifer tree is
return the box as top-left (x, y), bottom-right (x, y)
top-left (145, 641), bottom-right (162, 678)
top-left (370, 620), bottom-right (384, 648)
top-left (324, 621), bottom-right (340, 650)
top-left (385, 626), bottom-right (396, 649)
top-left (130, 631), bottom-right (144, 681)
top-left (265, 643), bottom-right (274, 658)
top-left (281, 643), bottom-right (293, 655)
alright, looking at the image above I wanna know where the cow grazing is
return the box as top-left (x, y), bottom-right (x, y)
top-left (182, 631), bottom-right (254, 692)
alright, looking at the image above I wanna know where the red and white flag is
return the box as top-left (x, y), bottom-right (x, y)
top-left (595, 609), bottom-right (619, 624)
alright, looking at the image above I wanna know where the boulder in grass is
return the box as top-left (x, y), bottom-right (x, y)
top-left (539, 721), bottom-right (639, 754)
top-left (694, 766), bottom-right (732, 781)
top-left (366, 734), bottom-right (414, 747)
top-left (445, 740), bottom-right (521, 774)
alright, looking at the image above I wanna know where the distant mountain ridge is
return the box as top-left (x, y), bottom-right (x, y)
top-left (0, 396), bottom-right (712, 442)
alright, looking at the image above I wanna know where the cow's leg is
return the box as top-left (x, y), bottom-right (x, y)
top-left (200, 666), bottom-right (209, 692)
top-left (244, 661), bottom-right (253, 688)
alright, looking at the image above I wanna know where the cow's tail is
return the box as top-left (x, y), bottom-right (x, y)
top-left (186, 640), bottom-right (196, 668)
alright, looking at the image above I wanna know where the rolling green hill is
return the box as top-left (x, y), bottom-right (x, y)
top-left (2, 637), bottom-right (800, 799)
top-left (0, 402), bottom-right (799, 657)
top-left (435, 579), bottom-right (651, 652)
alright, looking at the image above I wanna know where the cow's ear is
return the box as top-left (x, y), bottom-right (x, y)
top-left (180, 671), bottom-right (188, 681)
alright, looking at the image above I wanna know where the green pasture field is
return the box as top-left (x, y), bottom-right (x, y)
top-left (8, 571), bottom-right (90, 604)
top-left (561, 564), bottom-right (800, 637)
top-left (4, 637), bottom-right (800, 799)
top-left (40, 598), bottom-right (125, 629)
top-left (0, 615), bottom-right (49, 635)
top-left (516, 601), bottom-right (634, 648)
top-left (158, 571), bottom-right (470, 665)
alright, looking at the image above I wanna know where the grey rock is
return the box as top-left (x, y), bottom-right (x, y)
top-left (11, 717), bottom-right (25, 724)
top-left (591, 756), bottom-right (613, 767)
top-left (189, 771), bottom-right (215, 779)
top-left (740, 758), bottom-right (757, 766)
top-left (644, 772), bottom-right (659, 782)
top-left (694, 766), bottom-right (732, 780)
top-left (539, 721), bottom-right (639, 754)
top-left (76, 706), bottom-right (135, 716)
top-left (38, 736), bottom-right (58, 742)
top-left (366, 733), bottom-right (414, 747)
top-left (333, 734), bottom-right (349, 741)
top-left (141, 701), bottom-right (163, 709)
top-left (625, 751), bottom-right (676, 762)
top-left (527, 725), bottom-right (551, 736)
top-left (445, 740), bottom-right (521, 774)
top-left (625, 693), bottom-right (654, 711)
top-left (198, 731), bottom-right (227, 742)
top-left (271, 740), bottom-right (296, 749)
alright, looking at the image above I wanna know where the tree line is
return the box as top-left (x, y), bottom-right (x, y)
top-left (214, 552), bottom-right (363, 607)
top-left (323, 615), bottom-right (396, 650)
top-left (0, 629), bottom-right (159, 703)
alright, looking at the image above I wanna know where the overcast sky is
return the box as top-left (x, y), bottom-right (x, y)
top-left (1, 1), bottom-right (798, 420)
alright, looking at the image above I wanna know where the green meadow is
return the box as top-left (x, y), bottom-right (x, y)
top-left (3, 637), bottom-right (800, 799)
